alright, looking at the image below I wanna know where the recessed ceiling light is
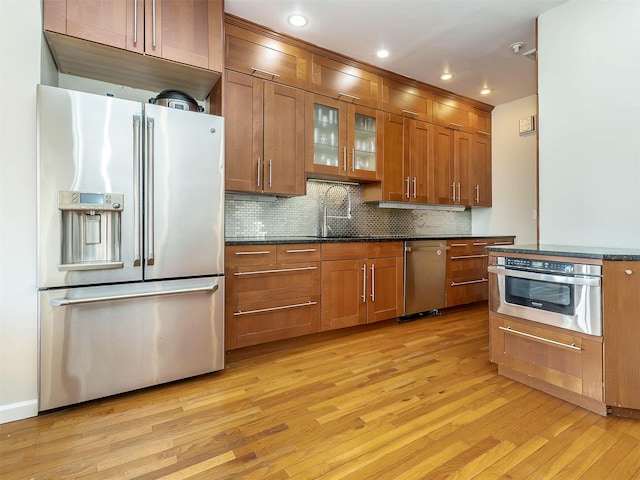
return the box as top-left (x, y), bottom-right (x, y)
top-left (440, 72), bottom-right (454, 81)
top-left (480, 88), bottom-right (492, 95)
top-left (287, 14), bottom-right (308, 27)
top-left (376, 49), bottom-right (390, 58)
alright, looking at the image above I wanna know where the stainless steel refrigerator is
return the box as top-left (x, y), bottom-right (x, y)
top-left (36, 84), bottom-right (225, 411)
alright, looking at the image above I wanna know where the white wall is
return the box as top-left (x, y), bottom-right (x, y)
top-left (472, 95), bottom-right (538, 245)
top-left (0, 0), bottom-right (42, 423)
top-left (538, 0), bottom-right (640, 248)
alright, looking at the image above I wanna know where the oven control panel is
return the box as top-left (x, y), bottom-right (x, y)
top-left (505, 257), bottom-right (575, 273)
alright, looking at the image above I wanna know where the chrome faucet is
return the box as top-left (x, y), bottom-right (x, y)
top-left (322, 184), bottom-right (352, 237)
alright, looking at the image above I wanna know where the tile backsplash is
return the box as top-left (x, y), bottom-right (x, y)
top-left (225, 181), bottom-right (471, 238)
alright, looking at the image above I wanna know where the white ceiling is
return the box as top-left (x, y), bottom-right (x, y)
top-left (225, 0), bottom-right (568, 106)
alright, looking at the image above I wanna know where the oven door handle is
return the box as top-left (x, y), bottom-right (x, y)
top-left (487, 265), bottom-right (601, 287)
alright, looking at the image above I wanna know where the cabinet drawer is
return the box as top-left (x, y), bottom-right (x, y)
top-left (446, 276), bottom-right (488, 307)
top-left (321, 242), bottom-right (367, 261)
top-left (490, 314), bottom-right (603, 402)
top-left (227, 262), bottom-right (320, 306)
top-left (225, 23), bottom-right (312, 90)
top-left (276, 244), bottom-right (321, 263)
top-left (366, 241), bottom-right (403, 259)
top-left (226, 296), bottom-right (320, 349)
top-left (226, 245), bottom-right (277, 267)
top-left (312, 55), bottom-right (381, 109)
top-left (446, 253), bottom-right (489, 278)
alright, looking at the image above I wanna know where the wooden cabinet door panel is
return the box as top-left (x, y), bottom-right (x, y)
top-left (224, 71), bottom-right (263, 192)
top-left (263, 82), bottom-right (305, 195)
top-left (276, 244), bottom-right (321, 263)
top-left (367, 257), bottom-right (403, 323)
top-left (225, 23), bottom-right (312, 89)
top-left (433, 95), bottom-right (473, 132)
top-left (382, 78), bottom-right (432, 122)
top-left (433, 126), bottom-right (453, 204)
top-left (321, 259), bottom-right (366, 330)
top-left (312, 56), bottom-right (381, 109)
top-left (380, 113), bottom-right (406, 202)
top-left (446, 277), bottom-right (488, 307)
top-left (408, 120), bottom-right (434, 203)
top-left (473, 109), bottom-right (492, 135)
top-left (446, 254), bottom-right (488, 278)
top-left (452, 130), bottom-right (473, 206)
top-left (231, 264), bottom-right (320, 306)
top-left (473, 133), bottom-right (492, 206)
top-left (145, 0), bottom-right (221, 70)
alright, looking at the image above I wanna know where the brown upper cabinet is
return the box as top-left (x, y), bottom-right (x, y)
top-left (225, 71), bottom-right (306, 196)
top-left (43, 0), bottom-right (223, 99)
top-left (311, 56), bottom-right (382, 109)
top-left (305, 93), bottom-right (383, 182)
top-left (382, 78), bottom-right (433, 122)
top-left (433, 126), bottom-right (474, 206)
top-left (224, 22), bottom-right (312, 90)
top-left (433, 95), bottom-right (474, 132)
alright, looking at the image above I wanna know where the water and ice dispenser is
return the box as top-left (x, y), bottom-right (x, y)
top-left (58, 191), bottom-right (124, 270)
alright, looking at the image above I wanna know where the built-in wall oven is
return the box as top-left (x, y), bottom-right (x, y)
top-left (487, 256), bottom-right (602, 336)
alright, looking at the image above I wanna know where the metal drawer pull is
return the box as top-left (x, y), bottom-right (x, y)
top-left (234, 251), bottom-right (271, 255)
top-left (493, 241), bottom-right (513, 245)
top-left (499, 326), bottom-right (581, 351)
top-left (401, 109), bottom-right (419, 116)
top-left (50, 284), bottom-right (219, 307)
top-left (234, 301), bottom-right (317, 316)
top-left (338, 92), bottom-right (360, 101)
top-left (251, 67), bottom-right (280, 78)
top-left (234, 266), bottom-right (317, 276)
top-left (450, 254), bottom-right (488, 259)
top-left (450, 243), bottom-right (468, 247)
top-left (285, 249), bottom-right (317, 253)
top-left (450, 278), bottom-right (488, 286)
top-left (473, 242), bottom-right (488, 246)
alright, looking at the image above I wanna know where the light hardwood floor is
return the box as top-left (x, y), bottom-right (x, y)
top-left (2, 303), bottom-right (640, 479)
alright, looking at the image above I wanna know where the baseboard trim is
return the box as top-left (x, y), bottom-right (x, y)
top-left (0, 398), bottom-right (38, 424)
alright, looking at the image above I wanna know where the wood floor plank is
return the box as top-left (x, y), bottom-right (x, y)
top-left (3, 303), bottom-right (640, 480)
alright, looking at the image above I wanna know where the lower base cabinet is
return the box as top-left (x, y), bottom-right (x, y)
top-left (489, 312), bottom-right (605, 415)
top-left (321, 242), bottom-right (404, 331)
top-left (225, 244), bottom-right (320, 350)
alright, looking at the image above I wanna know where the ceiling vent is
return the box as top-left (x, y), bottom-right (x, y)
top-left (523, 48), bottom-right (537, 61)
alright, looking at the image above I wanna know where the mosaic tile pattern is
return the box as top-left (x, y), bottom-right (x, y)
top-left (225, 181), bottom-right (471, 237)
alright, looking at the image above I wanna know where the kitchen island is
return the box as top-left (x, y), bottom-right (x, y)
top-left (486, 244), bottom-right (640, 417)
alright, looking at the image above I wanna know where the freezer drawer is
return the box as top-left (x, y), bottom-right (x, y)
top-left (39, 277), bottom-right (224, 411)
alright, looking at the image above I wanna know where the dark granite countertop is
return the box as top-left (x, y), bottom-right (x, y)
top-left (225, 234), bottom-right (516, 246)
top-left (485, 243), bottom-right (640, 261)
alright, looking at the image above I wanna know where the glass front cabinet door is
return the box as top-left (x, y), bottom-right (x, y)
top-left (306, 93), bottom-right (382, 181)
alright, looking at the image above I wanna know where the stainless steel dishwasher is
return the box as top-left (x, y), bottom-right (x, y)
top-left (402, 240), bottom-right (448, 320)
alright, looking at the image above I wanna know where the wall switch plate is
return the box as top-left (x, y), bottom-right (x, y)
top-left (519, 115), bottom-right (536, 135)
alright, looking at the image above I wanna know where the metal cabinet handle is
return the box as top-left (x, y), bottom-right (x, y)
top-left (269, 159), bottom-right (272, 188)
top-left (406, 177), bottom-right (411, 199)
top-left (450, 254), bottom-right (488, 260)
top-left (457, 182), bottom-right (461, 202)
top-left (450, 278), bottom-right (488, 286)
top-left (257, 158), bottom-right (261, 188)
top-left (286, 249), bottom-right (317, 253)
top-left (370, 264), bottom-right (375, 302)
top-left (448, 122), bottom-right (463, 129)
top-left (234, 251), bottom-right (271, 255)
top-left (250, 67), bottom-right (280, 78)
top-left (362, 264), bottom-right (367, 302)
top-left (475, 184), bottom-right (480, 203)
top-left (152, 0), bottom-right (157, 47)
top-left (351, 148), bottom-right (355, 171)
top-left (234, 301), bottom-right (317, 316)
top-left (338, 92), bottom-right (360, 101)
top-left (450, 243), bottom-right (468, 247)
top-left (343, 147), bottom-right (347, 172)
top-left (477, 130), bottom-right (491, 136)
top-left (234, 266), bottom-right (317, 276)
top-left (133, 0), bottom-right (138, 45)
top-left (451, 183), bottom-right (456, 202)
top-left (50, 283), bottom-right (219, 307)
top-left (132, 115), bottom-right (142, 267)
top-left (401, 109), bottom-right (419, 116)
top-left (146, 116), bottom-right (155, 266)
top-left (498, 326), bottom-right (581, 351)
top-left (473, 242), bottom-right (488, 246)
top-left (412, 177), bottom-right (417, 199)
top-left (493, 241), bottom-right (513, 245)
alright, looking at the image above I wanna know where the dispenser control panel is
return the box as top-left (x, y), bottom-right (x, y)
top-left (58, 191), bottom-right (123, 211)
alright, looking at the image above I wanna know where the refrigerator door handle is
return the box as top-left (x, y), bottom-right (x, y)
top-left (49, 283), bottom-right (220, 307)
top-left (133, 115), bottom-right (143, 267)
top-left (146, 116), bottom-right (155, 266)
